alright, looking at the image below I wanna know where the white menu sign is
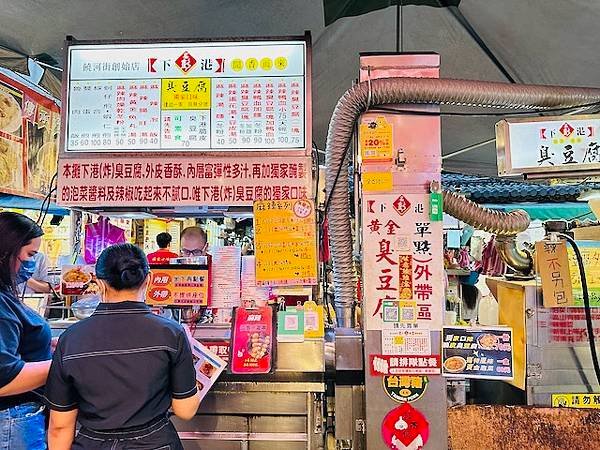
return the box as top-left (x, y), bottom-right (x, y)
top-left (497, 115), bottom-right (600, 176)
top-left (65, 40), bottom-right (308, 152)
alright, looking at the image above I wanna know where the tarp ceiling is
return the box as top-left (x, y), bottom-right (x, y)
top-left (1, 0), bottom-right (599, 176)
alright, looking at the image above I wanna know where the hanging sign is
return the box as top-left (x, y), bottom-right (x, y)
top-left (63, 38), bottom-right (309, 153)
top-left (229, 306), bottom-right (276, 374)
top-left (254, 199), bottom-right (317, 286)
top-left (442, 326), bottom-right (514, 380)
top-left (497, 115), bottom-right (600, 177)
top-left (535, 240), bottom-right (574, 307)
top-left (381, 403), bottom-right (429, 450)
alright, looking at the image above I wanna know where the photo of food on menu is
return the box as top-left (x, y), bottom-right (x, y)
top-left (442, 326), bottom-right (514, 380)
top-left (183, 325), bottom-right (226, 401)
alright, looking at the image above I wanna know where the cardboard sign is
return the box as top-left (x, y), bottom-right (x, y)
top-left (442, 326), bottom-right (514, 380)
top-left (552, 393), bottom-right (600, 409)
top-left (370, 354), bottom-right (441, 376)
top-left (381, 403), bottom-right (429, 450)
top-left (360, 116), bottom-right (393, 162)
top-left (146, 264), bottom-right (210, 306)
top-left (230, 306), bottom-right (275, 374)
top-left (254, 199), bottom-right (317, 286)
top-left (60, 265), bottom-right (99, 296)
top-left (536, 240), bottom-right (574, 307)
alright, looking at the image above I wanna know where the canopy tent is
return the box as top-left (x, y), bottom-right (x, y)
top-left (1, 0), bottom-right (599, 176)
top-left (483, 203), bottom-right (593, 222)
top-left (0, 194), bottom-right (70, 216)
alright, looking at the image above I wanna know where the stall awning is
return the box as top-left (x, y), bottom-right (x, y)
top-left (484, 202), bottom-right (593, 221)
top-left (0, 194), bottom-right (69, 216)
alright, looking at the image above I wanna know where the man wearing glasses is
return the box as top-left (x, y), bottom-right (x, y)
top-left (179, 226), bottom-right (213, 324)
top-left (180, 226), bottom-right (208, 257)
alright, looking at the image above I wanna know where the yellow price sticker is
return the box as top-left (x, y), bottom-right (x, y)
top-left (393, 336), bottom-right (405, 345)
top-left (246, 58), bottom-right (259, 71)
top-left (231, 58), bottom-right (244, 72)
top-left (260, 57), bottom-right (273, 71)
top-left (362, 172), bottom-right (393, 192)
top-left (274, 56), bottom-right (288, 70)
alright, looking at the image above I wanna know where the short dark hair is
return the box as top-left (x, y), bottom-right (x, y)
top-left (95, 244), bottom-right (150, 291)
top-left (0, 212), bottom-right (44, 292)
top-left (156, 232), bottom-right (172, 249)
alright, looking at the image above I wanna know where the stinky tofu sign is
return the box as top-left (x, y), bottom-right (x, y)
top-left (496, 115), bottom-right (600, 176)
top-left (362, 193), bottom-right (444, 331)
top-left (57, 155), bottom-right (312, 207)
top-left (63, 37), bottom-right (309, 154)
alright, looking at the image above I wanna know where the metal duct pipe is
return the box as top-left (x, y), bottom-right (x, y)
top-left (325, 77), bottom-right (600, 328)
top-left (442, 191), bottom-right (533, 274)
top-left (495, 235), bottom-right (534, 275)
top-left (442, 191), bottom-right (530, 236)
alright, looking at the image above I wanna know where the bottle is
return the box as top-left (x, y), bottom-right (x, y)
top-left (478, 295), bottom-right (498, 326)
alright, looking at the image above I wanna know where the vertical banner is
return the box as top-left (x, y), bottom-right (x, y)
top-left (254, 198), bottom-right (317, 286)
top-left (362, 193), bottom-right (444, 331)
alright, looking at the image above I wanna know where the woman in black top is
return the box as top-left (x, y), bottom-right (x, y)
top-left (45, 244), bottom-right (200, 449)
top-left (0, 212), bottom-right (52, 450)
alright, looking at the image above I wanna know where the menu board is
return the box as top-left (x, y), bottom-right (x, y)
top-left (146, 264), bottom-right (210, 306)
top-left (65, 40), bottom-right (307, 153)
top-left (442, 326), bottom-right (514, 380)
top-left (254, 199), bottom-right (318, 286)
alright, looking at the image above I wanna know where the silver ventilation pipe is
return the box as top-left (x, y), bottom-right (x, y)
top-left (325, 77), bottom-right (600, 328)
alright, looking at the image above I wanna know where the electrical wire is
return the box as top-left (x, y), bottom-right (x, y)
top-left (37, 172), bottom-right (58, 225)
top-left (559, 233), bottom-right (600, 386)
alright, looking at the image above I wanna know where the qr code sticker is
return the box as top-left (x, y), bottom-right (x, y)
top-left (383, 305), bottom-right (399, 322)
top-left (401, 305), bottom-right (416, 322)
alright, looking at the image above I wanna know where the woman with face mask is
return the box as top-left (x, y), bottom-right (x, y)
top-left (0, 212), bottom-right (52, 450)
top-left (45, 243), bottom-right (200, 450)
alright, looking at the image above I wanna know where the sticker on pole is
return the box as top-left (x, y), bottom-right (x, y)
top-left (370, 354), bottom-right (441, 376)
top-left (381, 403), bottom-right (429, 449)
top-left (383, 375), bottom-right (428, 403)
top-left (360, 116), bottom-right (393, 162)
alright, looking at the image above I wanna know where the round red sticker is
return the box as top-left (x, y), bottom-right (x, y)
top-left (381, 403), bottom-right (429, 449)
top-left (293, 199), bottom-right (312, 218)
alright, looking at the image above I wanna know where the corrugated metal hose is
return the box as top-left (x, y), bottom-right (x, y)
top-left (325, 77), bottom-right (600, 327)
